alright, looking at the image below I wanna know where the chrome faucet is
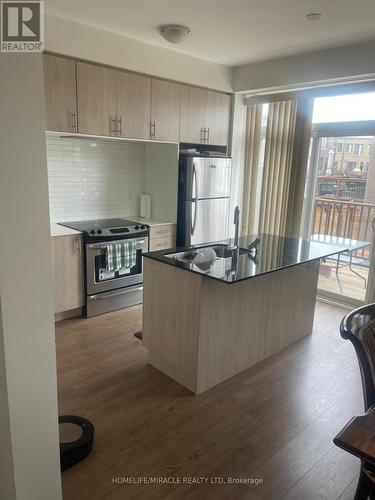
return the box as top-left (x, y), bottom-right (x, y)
top-left (229, 206), bottom-right (240, 250)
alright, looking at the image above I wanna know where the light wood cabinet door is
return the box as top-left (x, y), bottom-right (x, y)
top-left (116, 71), bottom-right (151, 139)
top-left (43, 54), bottom-right (77, 133)
top-left (151, 79), bottom-right (181, 142)
top-left (51, 235), bottom-right (84, 314)
top-left (149, 224), bottom-right (176, 251)
top-left (206, 91), bottom-right (231, 146)
top-left (180, 85), bottom-right (208, 144)
top-left (77, 62), bottom-right (117, 136)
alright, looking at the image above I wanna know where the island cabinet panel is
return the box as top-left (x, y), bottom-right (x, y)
top-left (143, 259), bottom-right (202, 392)
top-left (196, 261), bottom-right (319, 393)
top-left (206, 91), bottom-right (231, 146)
top-left (179, 85), bottom-right (208, 144)
top-left (150, 79), bottom-right (181, 142)
top-left (76, 62), bottom-right (117, 136)
top-left (116, 71), bottom-right (151, 139)
top-left (43, 54), bottom-right (77, 133)
top-left (143, 258), bottom-right (320, 394)
top-left (51, 235), bottom-right (84, 315)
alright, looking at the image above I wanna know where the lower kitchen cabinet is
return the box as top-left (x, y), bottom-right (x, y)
top-left (149, 223), bottom-right (176, 251)
top-left (51, 234), bottom-right (84, 314)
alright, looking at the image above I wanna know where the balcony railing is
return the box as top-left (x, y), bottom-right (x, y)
top-left (312, 198), bottom-right (375, 258)
top-left (316, 177), bottom-right (367, 201)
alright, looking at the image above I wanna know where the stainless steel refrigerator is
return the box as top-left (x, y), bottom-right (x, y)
top-left (177, 155), bottom-right (232, 247)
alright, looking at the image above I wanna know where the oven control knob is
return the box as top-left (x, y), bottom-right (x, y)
top-left (135, 225), bottom-right (139, 230)
top-left (140, 225), bottom-right (146, 230)
top-left (90, 230), bottom-right (96, 235)
top-left (97, 229), bottom-right (102, 234)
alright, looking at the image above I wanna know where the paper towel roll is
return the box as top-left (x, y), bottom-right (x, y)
top-left (140, 193), bottom-right (152, 218)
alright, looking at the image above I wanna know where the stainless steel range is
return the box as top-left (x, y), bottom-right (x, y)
top-left (59, 218), bottom-right (149, 317)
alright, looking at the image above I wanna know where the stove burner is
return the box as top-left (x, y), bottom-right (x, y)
top-left (58, 218), bottom-right (148, 240)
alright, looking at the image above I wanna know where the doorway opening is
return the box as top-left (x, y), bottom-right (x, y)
top-left (301, 92), bottom-right (375, 307)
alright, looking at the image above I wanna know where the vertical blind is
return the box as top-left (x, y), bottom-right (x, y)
top-left (258, 100), bottom-right (297, 236)
top-left (241, 97), bottom-right (313, 238)
top-left (241, 104), bottom-right (263, 235)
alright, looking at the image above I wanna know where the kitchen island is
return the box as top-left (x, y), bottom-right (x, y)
top-left (142, 234), bottom-right (361, 394)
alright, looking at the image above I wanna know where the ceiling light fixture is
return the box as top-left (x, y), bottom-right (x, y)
top-left (305, 13), bottom-right (322, 21)
top-left (158, 24), bottom-right (192, 44)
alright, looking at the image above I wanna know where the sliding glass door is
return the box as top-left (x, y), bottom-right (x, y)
top-left (302, 123), bottom-right (375, 306)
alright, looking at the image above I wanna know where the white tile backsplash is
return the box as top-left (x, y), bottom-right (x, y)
top-left (46, 136), bottom-right (146, 222)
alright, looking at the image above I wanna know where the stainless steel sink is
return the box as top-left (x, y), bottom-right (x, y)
top-left (209, 245), bottom-right (248, 258)
top-left (165, 244), bottom-right (248, 263)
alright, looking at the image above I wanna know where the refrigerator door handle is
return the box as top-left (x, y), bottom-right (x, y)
top-left (191, 200), bottom-right (198, 236)
top-left (192, 162), bottom-right (198, 199)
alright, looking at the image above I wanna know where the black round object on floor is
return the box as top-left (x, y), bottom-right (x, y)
top-left (59, 415), bottom-right (94, 472)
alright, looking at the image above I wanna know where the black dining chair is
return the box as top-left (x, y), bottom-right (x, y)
top-left (340, 304), bottom-right (375, 500)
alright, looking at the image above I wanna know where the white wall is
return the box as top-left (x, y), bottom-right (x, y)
top-left (45, 14), bottom-right (232, 92)
top-left (0, 299), bottom-right (16, 500)
top-left (0, 54), bottom-right (61, 500)
top-left (47, 135), bottom-right (146, 222)
top-left (144, 143), bottom-right (179, 222)
top-left (233, 39), bottom-right (375, 93)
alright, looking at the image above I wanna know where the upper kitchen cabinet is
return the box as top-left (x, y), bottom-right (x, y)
top-left (206, 91), bottom-right (232, 146)
top-left (116, 71), bottom-right (151, 139)
top-left (43, 54), bottom-right (232, 144)
top-left (150, 79), bottom-right (181, 142)
top-left (43, 54), bottom-right (77, 133)
top-left (180, 85), bottom-right (231, 146)
top-left (180, 85), bottom-right (208, 144)
top-left (76, 62), bottom-right (117, 136)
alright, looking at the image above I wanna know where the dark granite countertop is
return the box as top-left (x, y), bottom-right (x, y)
top-left (143, 233), bottom-right (370, 284)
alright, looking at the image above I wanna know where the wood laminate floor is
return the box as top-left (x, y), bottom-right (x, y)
top-left (56, 302), bottom-right (363, 500)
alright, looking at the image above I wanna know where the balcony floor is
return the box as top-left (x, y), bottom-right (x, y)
top-left (317, 261), bottom-right (368, 302)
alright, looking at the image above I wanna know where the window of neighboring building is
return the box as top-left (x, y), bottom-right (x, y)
top-left (346, 143), bottom-right (353, 153)
top-left (368, 145), bottom-right (372, 156)
top-left (346, 161), bottom-right (356, 172)
top-left (354, 144), bottom-right (363, 155)
top-left (336, 143), bottom-right (343, 153)
top-left (362, 162), bottom-right (369, 173)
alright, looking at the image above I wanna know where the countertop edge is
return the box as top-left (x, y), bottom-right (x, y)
top-left (50, 223), bottom-right (82, 237)
top-left (143, 246), bottom-right (351, 285)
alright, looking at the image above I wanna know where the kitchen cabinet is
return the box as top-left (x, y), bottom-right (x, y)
top-left (116, 71), bottom-right (151, 139)
top-left (51, 234), bottom-right (84, 314)
top-left (180, 86), bottom-right (208, 144)
top-left (206, 91), bottom-right (231, 146)
top-left (150, 79), bottom-right (181, 142)
top-left (43, 54), bottom-right (77, 133)
top-left (180, 85), bottom-right (231, 146)
top-left (77, 62), bottom-right (117, 136)
top-left (149, 223), bottom-right (176, 251)
top-left (43, 53), bottom-right (231, 145)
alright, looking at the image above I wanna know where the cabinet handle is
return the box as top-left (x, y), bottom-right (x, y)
top-left (150, 121), bottom-right (156, 140)
top-left (117, 116), bottom-right (123, 136)
top-left (201, 128), bottom-right (206, 143)
top-left (71, 110), bottom-right (77, 131)
top-left (110, 116), bottom-right (117, 136)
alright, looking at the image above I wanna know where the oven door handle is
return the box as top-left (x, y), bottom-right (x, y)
top-left (88, 240), bottom-right (146, 250)
top-left (88, 286), bottom-right (144, 301)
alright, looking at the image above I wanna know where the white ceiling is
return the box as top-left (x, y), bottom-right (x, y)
top-left (44, 0), bottom-right (375, 66)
